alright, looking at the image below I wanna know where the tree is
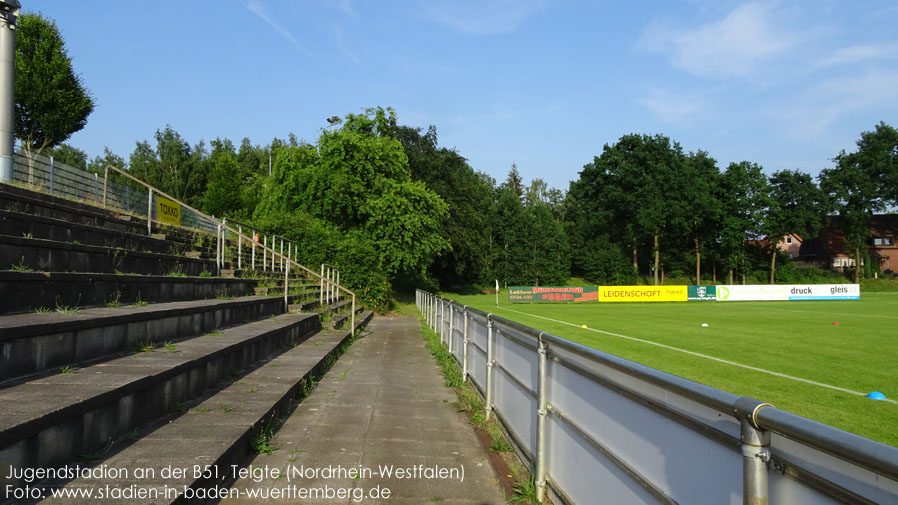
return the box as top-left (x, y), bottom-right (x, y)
top-left (129, 126), bottom-right (207, 206)
top-left (14, 13), bottom-right (94, 165)
top-left (761, 170), bottom-right (825, 283)
top-left (682, 151), bottom-right (722, 284)
top-left (719, 161), bottom-right (769, 284)
top-left (45, 143), bottom-right (87, 170)
top-left (819, 124), bottom-right (895, 283)
top-left (504, 163), bottom-right (525, 201)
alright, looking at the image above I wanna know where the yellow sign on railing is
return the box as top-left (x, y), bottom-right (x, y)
top-left (156, 196), bottom-right (181, 226)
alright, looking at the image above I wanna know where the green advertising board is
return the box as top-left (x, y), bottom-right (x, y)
top-left (509, 286), bottom-right (599, 303)
top-left (687, 285), bottom-right (716, 301)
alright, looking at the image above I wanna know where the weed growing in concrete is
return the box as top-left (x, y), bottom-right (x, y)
top-left (167, 264), bottom-right (187, 277)
top-left (230, 369), bottom-right (241, 379)
top-left (22, 232), bottom-right (32, 239)
top-left (133, 340), bottom-right (156, 353)
top-left (168, 402), bottom-right (186, 414)
top-left (199, 270), bottom-right (212, 277)
top-left (267, 363), bottom-right (281, 367)
top-left (55, 302), bottom-right (80, 316)
top-left (205, 329), bottom-right (223, 336)
top-left (189, 406), bottom-right (209, 414)
top-left (125, 429), bottom-right (139, 442)
top-left (218, 403), bottom-right (233, 413)
top-left (34, 306), bottom-right (51, 314)
top-left (164, 341), bottom-right (176, 353)
top-left (245, 386), bottom-right (259, 394)
top-left (105, 290), bottom-right (123, 308)
top-left (249, 424), bottom-right (277, 455)
top-left (11, 257), bottom-right (32, 272)
top-left (133, 292), bottom-right (148, 307)
top-left (215, 290), bottom-right (234, 300)
top-left (509, 477), bottom-right (539, 504)
top-left (59, 365), bottom-right (76, 374)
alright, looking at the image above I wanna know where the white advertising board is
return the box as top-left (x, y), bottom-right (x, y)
top-left (716, 284), bottom-right (860, 301)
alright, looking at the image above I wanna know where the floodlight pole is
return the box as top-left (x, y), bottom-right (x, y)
top-left (0, 1), bottom-right (20, 183)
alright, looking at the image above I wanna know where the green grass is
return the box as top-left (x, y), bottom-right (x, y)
top-left (441, 291), bottom-right (898, 447)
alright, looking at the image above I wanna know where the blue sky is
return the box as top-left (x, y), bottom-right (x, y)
top-left (30, 0), bottom-right (898, 192)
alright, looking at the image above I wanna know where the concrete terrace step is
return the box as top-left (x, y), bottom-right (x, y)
top-left (0, 184), bottom-right (148, 236)
top-left (0, 271), bottom-right (256, 315)
top-left (0, 296), bottom-right (288, 383)
top-left (0, 210), bottom-right (194, 258)
top-left (23, 311), bottom-right (374, 505)
top-left (0, 312), bottom-right (324, 494)
top-left (0, 235), bottom-right (218, 277)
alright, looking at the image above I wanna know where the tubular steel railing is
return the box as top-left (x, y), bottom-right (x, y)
top-left (95, 164), bottom-right (355, 330)
top-left (416, 290), bottom-right (898, 505)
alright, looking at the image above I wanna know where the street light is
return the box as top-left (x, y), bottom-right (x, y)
top-left (0, 0), bottom-right (20, 183)
top-left (326, 115), bottom-right (341, 133)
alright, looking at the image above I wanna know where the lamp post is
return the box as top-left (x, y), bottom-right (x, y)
top-left (326, 115), bottom-right (341, 133)
top-left (0, 0), bottom-right (20, 183)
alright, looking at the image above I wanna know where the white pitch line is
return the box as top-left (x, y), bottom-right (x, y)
top-left (497, 306), bottom-right (898, 405)
top-left (741, 306), bottom-right (898, 320)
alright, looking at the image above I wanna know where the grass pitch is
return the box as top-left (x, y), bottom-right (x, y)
top-left (441, 291), bottom-right (898, 447)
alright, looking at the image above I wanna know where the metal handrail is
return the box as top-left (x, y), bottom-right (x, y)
top-left (418, 290), bottom-right (898, 504)
top-left (100, 165), bottom-right (357, 331)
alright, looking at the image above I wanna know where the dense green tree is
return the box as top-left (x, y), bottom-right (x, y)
top-left (504, 163), bottom-right (525, 201)
top-left (719, 161), bottom-right (769, 284)
top-left (819, 125), bottom-right (895, 283)
top-left (682, 151), bottom-right (722, 284)
top-left (129, 126), bottom-right (207, 206)
top-left (762, 170), bottom-right (825, 283)
top-left (14, 13), bottom-right (94, 162)
top-left (397, 125), bottom-right (494, 287)
top-left (46, 143), bottom-right (87, 170)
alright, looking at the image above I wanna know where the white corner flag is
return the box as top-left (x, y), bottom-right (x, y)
top-left (496, 279), bottom-right (499, 307)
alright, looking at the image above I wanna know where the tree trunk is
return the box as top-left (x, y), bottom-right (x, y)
top-left (728, 269), bottom-right (733, 285)
top-left (741, 255), bottom-right (746, 285)
top-left (632, 237), bottom-right (638, 275)
top-left (855, 247), bottom-right (861, 284)
top-left (713, 264), bottom-right (717, 285)
top-left (769, 251), bottom-right (777, 284)
top-left (695, 237), bottom-right (701, 286)
top-left (653, 232), bottom-right (660, 286)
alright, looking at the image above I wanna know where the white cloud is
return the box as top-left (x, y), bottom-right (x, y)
top-left (641, 2), bottom-right (799, 79)
top-left (817, 44), bottom-right (898, 67)
top-left (782, 70), bottom-right (898, 136)
top-left (417, 0), bottom-right (546, 35)
top-left (638, 88), bottom-right (709, 123)
top-left (243, 0), bottom-right (313, 57)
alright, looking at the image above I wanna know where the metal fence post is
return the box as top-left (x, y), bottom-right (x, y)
top-left (284, 260), bottom-right (289, 312)
top-left (280, 239), bottom-right (284, 272)
top-left (126, 185), bottom-right (130, 211)
top-left (486, 315), bottom-right (494, 420)
top-left (251, 233), bottom-right (256, 270)
top-left (93, 172), bottom-right (99, 201)
top-left (102, 166), bottom-right (108, 208)
top-left (216, 223), bottom-right (222, 276)
top-left (735, 398), bottom-right (772, 505)
top-left (320, 263), bottom-right (325, 307)
top-left (535, 333), bottom-right (548, 503)
top-left (147, 188), bottom-right (153, 236)
top-left (462, 307), bottom-right (469, 381)
top-left (448, 302), bottom-right (455, 353)
top-left (263, 236), bottom-right (267, 272)
top-left (351, 293), bottom-right (356, 335)
top-left (49, 157), bottom-right (54, 193)
top-left (440, 300), bottom-right (446, 344)
top-left (237, 225), bottom-right (242, 270)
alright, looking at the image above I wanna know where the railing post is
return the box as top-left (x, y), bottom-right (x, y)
top-left (216, 223), bottom-right (222, 276)
top-left (462, 307), bottom-right (469, 381)
top-left (535, 333), bottom-right (548, 503)
top-left (102, 166), bottom-right (108, 208)
top-left (147, 187), bottom-right (153, 236)
top-left (284, 259), bottom-right (289, 312)
top-left (320, 263), bottom-right (325, 307)
top-left (735, 398), bottom-right (772, 505)
top-left (263, 236), bottom-right (267, 272)
top-left (280, 239), bottom-right (284, 272)
top-left (238, 225), bottom-right (242, 270)
top-left (448, 302), bottom-right (455, 353)
top-left (486, 315), bottom-right (494, 420)
top-left (94, 172), bottom-right (99, 201)
top-left (351, 293), bottom-right (356, 335)
top-left (49, 157), bottom-right (55, 193)
top-left (251, 232), bottom-right (256, 270)
top-left (126, 185), bottom-right (130, 211)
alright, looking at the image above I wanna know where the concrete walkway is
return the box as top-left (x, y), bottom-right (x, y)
top-left (221, 315), bottom-right (507, 505)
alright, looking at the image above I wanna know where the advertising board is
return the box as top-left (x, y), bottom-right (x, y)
top-left (155, 196), bottom-right (181, 227)
top-left (715, 284), bottom-right (860, 301)
top-left (598, 285), bottom-right (687, 302)
top-left (508, 286), bottom-right (598, 303)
